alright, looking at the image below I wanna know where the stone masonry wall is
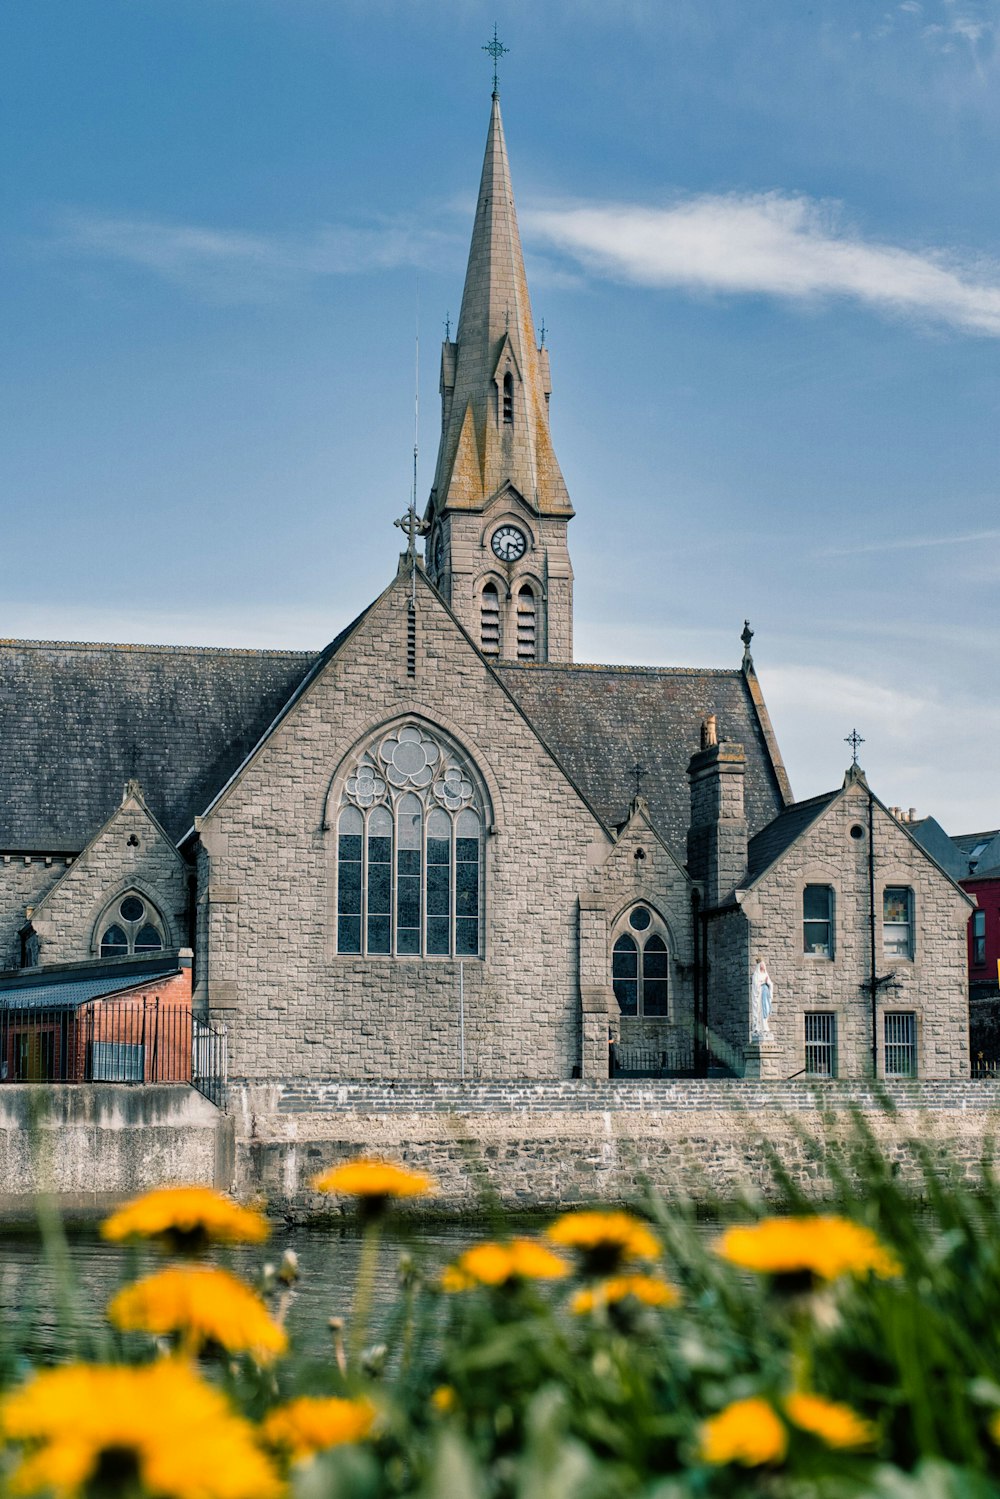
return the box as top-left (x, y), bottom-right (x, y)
top-left (0, 858), bottom-right (69, 969)
top-left (198, 568), bottom-right (609, 1081)
top-left (28, 794), bottom-right (190, 966)
top-left (232, 1077), bottom-right (1000, 1216)
top-left (718, 780), bottom-right (972, 1080)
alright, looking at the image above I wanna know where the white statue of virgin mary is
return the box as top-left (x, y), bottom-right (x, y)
top-left (750, 958), bottom-right (774, 1040)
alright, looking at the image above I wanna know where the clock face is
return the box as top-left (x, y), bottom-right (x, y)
top-left (491, 525), bottom-right (527, 563)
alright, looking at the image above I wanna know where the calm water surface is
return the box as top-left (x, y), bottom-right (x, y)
top-left (0, 1222), bottom-right (477, 1363)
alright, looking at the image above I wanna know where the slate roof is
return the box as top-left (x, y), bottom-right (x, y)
top-left (744, 792), bottom-right (839, 886)
top-left (0, 640), bottom-right (316, 849)
top-left (2, 631), bottom-right (789, 865)
top-left (496, 662), bottom-right (789, 855)
top-left (0, 954), bottom-right (179, 1010)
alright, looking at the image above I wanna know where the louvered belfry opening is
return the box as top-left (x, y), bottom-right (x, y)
top-left (480, 583), bottom-right (501, 656)
top-left (516, 584), bottom-right (537, 659)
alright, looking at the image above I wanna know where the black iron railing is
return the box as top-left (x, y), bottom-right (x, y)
top-left (0, 1001), bottom-right (226, 1107)
top-left (610, 1043), bottom-right (694, 1078)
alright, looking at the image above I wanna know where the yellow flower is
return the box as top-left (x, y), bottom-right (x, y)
top-left (441, 1238), bottom-right (570, 1291)
top-left (101, 1186), bottom-right (268, 1254)
top-left (0, 1360), bottom-right (283, 1499)
top-left (431, 1386), bottom-right (458, 1414)
top-left (785, 1393), bottom-right (877, 1449)
top-left (261, 1396), bottom-right (375, 1463)
top-left (107, 1265), bottom-right (288, 1361)
top-left (714, 1216), bottom-right (901, 1284)
top-left (310, 1157), bottom-right (434, 1204)
top-left (571, 1273), bottom-right (680, 1314)
top-left (546, 1211), bottom-right (661, 1274)
top-left (699, 1397), bottom-right (788, 1467)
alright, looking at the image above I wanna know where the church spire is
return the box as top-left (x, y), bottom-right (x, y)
top-left (428, 95), bottom-right (573, 523)
top-left (425, 93), bottom-right (575, 664)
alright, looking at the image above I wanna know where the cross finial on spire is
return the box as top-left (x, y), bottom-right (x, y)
top-left (845, 728), bottom-right (865, 766)
top-left (632, 761), bottom-right (647, 798)
top-left (444, 310), bottom-right (451, 341)
top-left (538, 317), bottom-right (547, 348)
top-left (394, 501), bottom-right (430, 563)
top-left (483, 24), bottom-right (508, 96)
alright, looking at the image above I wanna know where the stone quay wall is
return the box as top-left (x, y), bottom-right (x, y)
top-left (231, 1077), bottom-right (1000, 1219)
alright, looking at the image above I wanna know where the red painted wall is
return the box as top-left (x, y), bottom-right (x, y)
top-left (963, 875), bottom-right (1000, 992)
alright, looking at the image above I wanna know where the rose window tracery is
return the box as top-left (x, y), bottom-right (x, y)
top-left (337, 724), bottom-right (485, 959)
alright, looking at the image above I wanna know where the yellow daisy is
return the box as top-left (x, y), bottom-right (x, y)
top-left (785, 1393), bottom-right (877, 1449)
top-left (545, 1210), bottom-right (661, 1274)
top-left (101, 1186), bottom-right (268, 1254)
top-left (0, 1360), bottom-right (283, 1499)
top-left (699, 1397), bottom-right (788, 1467)
top-left (571, 1273), bottom-right (680, 1315)
top-left (714, 1216), bottom-right (901, 1285)
top-left (310, 1157), bottom-right (434, 1218)
top-left (260, 1396), bottom-right (375, 1463)
top-left (107, 1265), bottom-right (288, 1361)
top-left (441, 1238), bottom-right (569, 1291)
top-left (431, 1386), bottom-right (458, 1414)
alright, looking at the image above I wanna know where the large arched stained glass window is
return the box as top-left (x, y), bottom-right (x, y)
top-left (336, 724), bottom-right (485, 958)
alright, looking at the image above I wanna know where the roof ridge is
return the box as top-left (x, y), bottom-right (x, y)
top-left (0, 638), bottom-right (317, 658)
top-left (497, 662), bottom-right (742, 677)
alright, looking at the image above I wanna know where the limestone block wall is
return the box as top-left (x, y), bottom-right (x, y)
top-left (718, 782), bottom-right (972, 1079)
top-left (705, 909), bottom-right (751, 1071)
top-left (197, 571), bottom-right (608, 1082)
top-left (232, 1077), bottom-right (1000, 1216)
top-left (0, 857), bottom-right (69, 969)
top-left (446, 508), bottom-right (573, 663)
top-left (28, 794), bottom-right (190, 966)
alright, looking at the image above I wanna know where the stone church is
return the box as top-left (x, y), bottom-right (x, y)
top-left (0, 94), bottom-right (974, 1084)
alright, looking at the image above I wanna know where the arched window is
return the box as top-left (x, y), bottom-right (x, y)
top-left (502, 371), bottom-right (513, 425)
top-left (336, 724), bottom-right (485, 958)
top-left (480, 582), bottom-right (501, 657)
top-left (516, 584), bottom-right (537, 660)
top-left (97, 892), bottom-right (165, 958)
top-left (612, 907), bottom-right (670, 1017)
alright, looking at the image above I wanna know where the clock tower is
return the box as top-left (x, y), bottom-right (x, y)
top-left (423, 92), bottom-right (574, 663)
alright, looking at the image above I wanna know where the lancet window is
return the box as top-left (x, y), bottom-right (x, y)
top-left (516, 584), bottom-right (537, 660)
top-left (502, 371), bottom-right (514, 425)
top-left (480, 583), bottom-right (501, 656)
top-left (336, 724), bottom-right (485, 959)
top-left (611, 907), bottom-right (670, 1018)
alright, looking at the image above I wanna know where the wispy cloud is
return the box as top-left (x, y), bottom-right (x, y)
top-left (52, 211), bottom-right (461, 302)
top-left (820, 527), bottom-right (1000, 556)
top-left (524, 192), bottom-right (1000, 336)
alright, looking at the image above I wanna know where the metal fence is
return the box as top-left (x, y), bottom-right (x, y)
top-left (610, 1043), bottom-right (694, 1078)
top-left (0, 1001), bottom-right (226, 1107)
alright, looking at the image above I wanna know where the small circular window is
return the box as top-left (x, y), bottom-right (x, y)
top-left (850, 825), bottom-right (865, 841)
top-left (120, 895), bottom-right (145, 922)
top-left (629, 906), bottom-right (652, 932)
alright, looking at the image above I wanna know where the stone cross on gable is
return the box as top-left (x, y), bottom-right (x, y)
top-left (394, 502), bottom-right (430, 562)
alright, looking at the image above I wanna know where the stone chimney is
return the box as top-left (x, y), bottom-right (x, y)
top-left (687, 727), bottom-right (748, 908)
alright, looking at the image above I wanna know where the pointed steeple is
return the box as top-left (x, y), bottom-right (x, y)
top-left (428, 96), bottom-right (573, 520)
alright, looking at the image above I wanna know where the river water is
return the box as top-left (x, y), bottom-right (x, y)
top-left (0, 1221), bottom-right (476, 1365)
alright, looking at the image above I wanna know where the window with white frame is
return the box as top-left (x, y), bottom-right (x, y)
top-left (612, 907), bottom-right (670, 1018)
top-left (97, 893), bottom-right (165, 958)
top-left (884, 1012), bottom-right (917, 1078)
top-left (883, 887), bottom-right (914, 959)
top-left (336, 724), bottom-right (485, 958)
top-left (803, 885), bottom-right (834, 956)
top-left (804, 1013), bottom-right (837, 1077)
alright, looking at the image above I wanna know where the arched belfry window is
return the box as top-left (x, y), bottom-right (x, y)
top-left (96, 892), bottom-right (165, 958)
top-left (336, 724), bottom-right (486, 959)
top-left (480, 582), bottom-right (501, 657)
top-left (612, 907), bottom-right (669, 1017)
top-left (516, 584), bottom-right (537, 660)
top-left (502, 371), bottom-right (513, 425)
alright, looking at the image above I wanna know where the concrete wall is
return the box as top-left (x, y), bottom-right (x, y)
top-left (232, 1077), bottom-right (1000, 1217)
top-left (0, 1085), bottom-right (232, 1216)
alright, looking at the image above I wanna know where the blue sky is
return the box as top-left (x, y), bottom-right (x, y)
top-left (3, 0), bottom-right (998, 832)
